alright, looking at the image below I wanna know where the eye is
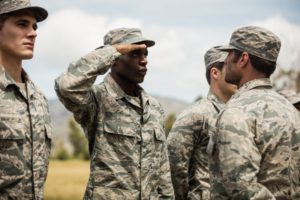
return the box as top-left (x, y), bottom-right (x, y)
top-left (130, 50), bottom-right (141, 57)
top-left (129, 49), bottom-right (148, 58)
top-left (17, 21), bottom-right (28, 28)
top-left (33, 23), bottom-right (38, 30)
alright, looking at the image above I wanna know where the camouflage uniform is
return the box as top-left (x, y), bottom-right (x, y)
top-left (55, 28), bottom-right (174, 200)
top-left (0, 66), bottom-right (52, 199)
top-left (0, 0), bottom-right (50, 199)
top-left (208, 26), bottom-right (300, 199)
top-left (278, 89), bottom-right (300, 111)
top-left (168, 92), bottom-right (224, 200)
top-left (167, 46), bottom-right (229, 200)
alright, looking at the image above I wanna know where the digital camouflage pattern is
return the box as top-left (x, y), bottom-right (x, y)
top-left (208, 78), bottom-right (300, 199)
top-left (0, 0), bottom-right (48, 22)
top-left (204, 46), bottom-right (228, 69)
top-left (168, 91), bottom-right (225, 200)
top-left (218, 26), bottom-right (281, 62)
top-left (278, 89), bottom-right (300, 105)
top-left (103, 27), bottom-right (155, 47)
top-left (0, 66), bottom-right (52, 199)
top-left (55, 45), bottom-right (174, 199)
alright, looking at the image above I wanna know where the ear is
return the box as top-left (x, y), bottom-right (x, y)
top-left (210, 67), bottom-right (220, 80)
top-left (238, 52), bottom-right (250, 68)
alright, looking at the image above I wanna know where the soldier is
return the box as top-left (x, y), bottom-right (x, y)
top-left (0, 0), bottom-right (51, 199)
top-left (55, 27), bottom-right (174, 199)
top-left (167, 46), bottom-right (236, 200)
top-left (208, 26), bottom-right (300, 199)
top-left (278, 89), bottom-right (300, 111)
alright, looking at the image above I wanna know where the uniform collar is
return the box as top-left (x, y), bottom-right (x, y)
top-left (0, 65), bottom-right (34, 99)
top-left (233, 78), bottom-right (272, 98)
top-left (207, 90), bottom-right (225, 112)
top-left (104, 74), bottom-right (150, 109)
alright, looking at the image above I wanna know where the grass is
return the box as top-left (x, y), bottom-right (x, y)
top-left (44, 159), bottom-right (90, 200)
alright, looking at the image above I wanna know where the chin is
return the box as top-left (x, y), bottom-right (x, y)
top-left (22, 54), bottom-right (34, 60)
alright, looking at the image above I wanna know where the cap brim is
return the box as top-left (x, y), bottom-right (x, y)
top-left (96, 37), bottom-right (155, 49)
top-left (127, 37), bottom-right (155, 47)
top-left (217, 44), bottom-right (239, 51)
top-left (25, 6), bottom-right (48, 22)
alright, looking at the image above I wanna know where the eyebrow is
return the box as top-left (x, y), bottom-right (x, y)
top-left (16, 18), bottom-right (38, 29)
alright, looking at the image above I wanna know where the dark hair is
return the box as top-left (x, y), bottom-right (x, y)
top-left (206, 62), bottom-right (224, 84)
top-left (232, 49), bottom-right (276, 77)
top-left (249, 54), bottom-right (276, 77)
top-left (0, 13), bottom-right (11, 29)
top-left (232, 49), bottom-right (243, 62)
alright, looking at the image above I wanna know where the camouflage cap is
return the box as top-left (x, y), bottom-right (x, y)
top-left (204, 46), bottom-right (228, 69)
top-left (0, 0), bottom-right (48, 22)
top-left (219, 26), bottom-right (281, 62)
top-left (278, 89), bottom-right (300, 105)
top-left (103, 27), bottom-right (155, 47)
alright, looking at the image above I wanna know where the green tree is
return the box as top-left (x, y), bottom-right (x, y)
top-left (68, 118), bottom-right (89, 160)
top-left (53, 141), bottom-right (71, 160)
top-left (164, 113), bottom-right (177, 137)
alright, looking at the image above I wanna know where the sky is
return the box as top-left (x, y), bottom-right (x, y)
top-left (26, 0), bottom-right (300, 103)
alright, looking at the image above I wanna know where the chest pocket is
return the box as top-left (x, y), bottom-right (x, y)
top-left (0, 115), bottom-right (26, 188)
top-left (95, 121), bottom-right (141, 158)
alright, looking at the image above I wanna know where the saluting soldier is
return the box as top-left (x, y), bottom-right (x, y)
top-left (55, 27), bottom-right (174, 200)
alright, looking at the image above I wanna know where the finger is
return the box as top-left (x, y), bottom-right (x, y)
top-left (130, 44), bottom-right (147, 50)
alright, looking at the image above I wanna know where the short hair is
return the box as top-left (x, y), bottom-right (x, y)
top-left (205, 62), bottom-right (224, 84)
top-left (0, 13), bottom-right (11, 29)
top-left (232, 49), bottom-right (276, 77)
top-left (249, 54), bottom-right (276, 77)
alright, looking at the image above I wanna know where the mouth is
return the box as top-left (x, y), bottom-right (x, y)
top-left (23, 42), bottom-right (34, 50)
top-left (138, 68), bottom-right (147, 75)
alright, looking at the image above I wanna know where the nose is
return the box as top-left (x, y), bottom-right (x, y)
top-left (28, 27), bottom-right (37, 38)
top-left (140, 55), bottom-right (148, 66)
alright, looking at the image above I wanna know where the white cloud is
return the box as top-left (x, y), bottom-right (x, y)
top-left (25, 9), bottom-right (300, 103)
top-left (251, 16), bottom-right (300, 70)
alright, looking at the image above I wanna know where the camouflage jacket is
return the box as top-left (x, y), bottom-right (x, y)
top-left (208, 78), bottom-right (300, 200)
top-left (0, 66), bottom-right (52, 199)
top-left (167, 91), bottom-right (225, 200)
top-left (55, 46), bottom-right (174, 200)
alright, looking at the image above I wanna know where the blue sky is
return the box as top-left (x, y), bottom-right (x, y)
top-left (27, 0), bottom-right (300, 102)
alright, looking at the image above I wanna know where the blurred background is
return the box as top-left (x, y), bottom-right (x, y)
top-left (26, 0), bottom-right (300, 199)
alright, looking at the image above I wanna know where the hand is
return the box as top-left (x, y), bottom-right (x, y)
top-left (113, 44), bottom-right (147, 54)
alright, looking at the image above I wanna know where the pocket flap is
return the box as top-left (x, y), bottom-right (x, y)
top-left (103, 121), bottom-right (137, 138)
top-left (0, 119), bottom-right (25, 140)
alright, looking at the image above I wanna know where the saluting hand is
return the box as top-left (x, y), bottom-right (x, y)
top-left (113, 44), bottom-right (147, 54)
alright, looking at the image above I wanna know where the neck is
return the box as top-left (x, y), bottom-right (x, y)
top-left (238, 67), bottom-right (267, 89)
top-left (210, 86), bottom-right (230, 103)
top-left (111, 74), bottom-right (139, 97)
top-left (0, 53), bottom-right (23, 83)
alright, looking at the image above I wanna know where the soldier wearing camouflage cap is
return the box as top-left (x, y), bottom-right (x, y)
top-left (278, 89), bottom-right (300, 111)
top-left (55, 27), bottom-right (174, 199)
top-left (168, 46), bottom-right (236, 200)
top-left (0, 0), bottom-right (51, 199)
top-left (208, 26), bottom-right (300, 199)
